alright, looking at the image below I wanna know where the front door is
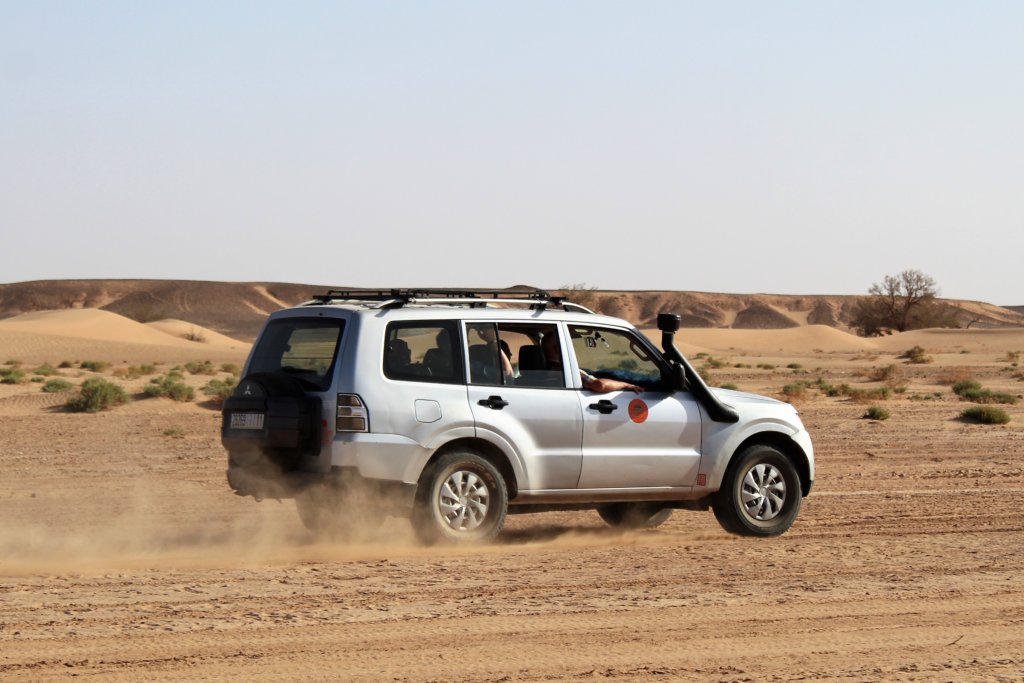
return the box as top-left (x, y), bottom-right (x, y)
top-left (568, 324), bottom-right (703, 489)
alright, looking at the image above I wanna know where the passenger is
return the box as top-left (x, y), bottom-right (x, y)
top-left (541, 332), bottom-right (641, 393)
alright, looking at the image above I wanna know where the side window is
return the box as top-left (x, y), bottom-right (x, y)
top-left (465, 323), bottom-right (508, 386)
top-left (384, 322), bottom-right (461, 384)
top-left (569, 325), bottom-right (667, 390)
top-left (500, 323), bottom-right (564, 389)
top-left (465, 323), bottom-right (566, 388)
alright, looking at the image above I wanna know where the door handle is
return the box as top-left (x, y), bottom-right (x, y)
top-left (588, 399), bottom-right (618, 414)
top-left (478, 395), bottom-right (509, 410)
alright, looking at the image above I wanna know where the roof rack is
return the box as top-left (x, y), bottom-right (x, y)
top-left (304, 288), bottom-right (594, 313)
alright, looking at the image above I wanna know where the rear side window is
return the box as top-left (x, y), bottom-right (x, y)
top-left (248, 318), bottom-right (344, 391)
top-left (384, 321), bottom-right (462, 384)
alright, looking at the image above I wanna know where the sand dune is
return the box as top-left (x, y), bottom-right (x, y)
top-left (873, 327), bottom-right (1024, 354)
top-left (0, 309), bottom-right (249, 364)
top-left (653, 324), bottom-right (881, 354)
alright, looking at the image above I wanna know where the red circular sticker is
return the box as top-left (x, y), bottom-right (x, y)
top-left (628, 399), bottom-right (649, 424)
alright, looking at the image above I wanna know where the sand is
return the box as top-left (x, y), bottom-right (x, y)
top-left (1, 312), bottom-right (1023, 680)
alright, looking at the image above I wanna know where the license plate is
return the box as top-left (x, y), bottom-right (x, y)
top-left (230, 412), bottom-right (265, 430)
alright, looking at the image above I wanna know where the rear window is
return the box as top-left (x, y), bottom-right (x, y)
top-left (248, 318), bottom-right (344, 390)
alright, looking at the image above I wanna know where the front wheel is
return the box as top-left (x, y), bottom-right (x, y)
top-left (412, 451), bottom-right (508, 545)
top-left (712, 444), bottom-right (801, 537)
top-left (597, 503), bottom-right (672, 529)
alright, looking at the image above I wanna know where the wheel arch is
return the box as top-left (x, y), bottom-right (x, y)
top-left (730, 431), bottom-right (812, 497)
top-left (422, 437), bottom-right (520, 500)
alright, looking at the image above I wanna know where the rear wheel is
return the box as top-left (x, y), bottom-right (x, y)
top-left (412, 450), bottom-right (508, 545)
top-left (597, 503), bottom-right (672, 529)
top-left (712, 444), bottom-right (801, 537)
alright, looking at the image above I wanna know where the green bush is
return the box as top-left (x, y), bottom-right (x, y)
top-left (782, 383), bottom-right (808, 400)
top-left (184, 360), bottom-right (216, 376)
top-left (961, 406), bottom-right (1011, 425)
top-left (863, 405), bottom-right (890, 421)
top-left (952, 379), bottom-right (982, 396)
top-left (220, 362), bottom-right (241, 375)
top-left (900, 345), bottom-right (932, 364)
top-left (144, 375), bottom-right (195, 402)
top-left (58, 360), bottom-right (74, 368)
top-left (0, 367), bottom-right (27, 384)
top-left (67, 378), bottom-right (129, 413)
top-left (953, 380), bottom-right (1018, 405)
top-left (718, 382), bottom-right (739, 391)
top-left (42, 378), bottom-right (74, 393)
top-left (80, 360), bottom-right (111, 372)
top-left (201, 377), bottom-right (238, 403)
top-left (113, 364), bottom-right (157, 379)
top-left (786, 363), bottom-right (803, 370)
top-left (757, 363), bottom-right (776, 370)
top-left (32, 364), bottom-right (59, 377)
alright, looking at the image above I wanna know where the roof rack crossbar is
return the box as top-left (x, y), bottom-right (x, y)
top-left (304, 288), bottom-right (594, 313)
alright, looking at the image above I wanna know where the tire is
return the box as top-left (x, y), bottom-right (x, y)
top-left (412, 450), bottom-right (508, 545)
top-left (712, 444), bottom-right (801, 537)
top-left (597, 503), bottom-right (672, 529)
top-left (294, 482), bottom-right (384, 541)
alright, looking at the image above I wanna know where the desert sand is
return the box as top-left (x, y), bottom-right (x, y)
top-left (1, 310), bottom-right (1023, 681)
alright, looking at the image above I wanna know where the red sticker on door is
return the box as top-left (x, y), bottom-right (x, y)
top-left (628, 398), bottom-right (648, 424)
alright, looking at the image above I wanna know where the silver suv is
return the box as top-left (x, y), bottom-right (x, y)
top-left (222, 289), bottom-right (814, 544)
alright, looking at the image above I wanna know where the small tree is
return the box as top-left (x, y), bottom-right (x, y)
top-left (853, 270), bottom-right (945, 335)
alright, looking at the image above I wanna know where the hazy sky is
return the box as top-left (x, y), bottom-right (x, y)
top-left (2, 2), bottom-right (1022, 303)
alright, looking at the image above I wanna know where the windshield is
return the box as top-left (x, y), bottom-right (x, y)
top-left (248, 318), bottom-right (344, 390)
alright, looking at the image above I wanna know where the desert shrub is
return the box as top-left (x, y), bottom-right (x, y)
top-left (900, 345), bottom-right (932, 364)
top-left (953, 380), bottom-right (1018, 405)
top-left (733, 363), bottom-right (752, 369)
top-left (869, 364), bottom-right (904, 384)
top-left (32, 364), bottom-right (59, 376)
top-left (0, 367), bottom-right (27, 384)
top-left (184, 360), bottom-right (216, 376)
top-left (80, 360), bottom-right (110, 373)
top-left (4, 359), bottom-right (22, 366)
top-left (201, 377), bottom-right (237, 403)
top-left (162, 427), bottom-right (185, 439)
top-left (42, 378), bottom-right (74, 393)
top-left (183, 327), bottom-right (207, 343)
top-left (863, 405), bottom-right (890, 421)
top-left (58, 360), bottom-right (74, 368)
top-left (113, 364), bottom-right (157, 380)
top-left (786, 363), bottom-right (803, 370)
top-left (1004, 351), bottom-right (1021, 365)
top-left (144, 375), bottom-right (195, 402)
top-left (961, 406), bottom-right (1011, 425)
top-left (694, 352), bottom-right (710, 360)
top-left (782, 383), bottom-right (808, 401)
top-left (66, 378), bottom-right (129, 413)
top-left (846, 387), bottom-right (892, 402)
top-left (220, 362), bottom-right (241, 375)
top-left (757, 363), bottom-right (775, 370)
top-left (719, 382), bottom-right (739, 391)
top-left (952, 379), bottom-right (982, 396)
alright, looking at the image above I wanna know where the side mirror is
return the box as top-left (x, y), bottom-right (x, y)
top-left (657, 313), bottom-right (681, 332)
top-left (671, 361), bottom-right (687, 390)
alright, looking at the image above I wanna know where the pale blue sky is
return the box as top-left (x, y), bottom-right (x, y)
top-left (2, 2), bottom-right (1022, 303)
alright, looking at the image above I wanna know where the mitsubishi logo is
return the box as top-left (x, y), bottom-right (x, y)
top-left (243, 383), bottom-right (252, 396)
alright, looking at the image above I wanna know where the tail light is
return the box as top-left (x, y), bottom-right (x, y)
top-left (336, 394), bottom-right (369, 432)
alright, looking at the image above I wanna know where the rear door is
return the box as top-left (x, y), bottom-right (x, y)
top-left (464, 321), bottom-right (583, 491)
top-left (569, 324), bottom-right (703, 489)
